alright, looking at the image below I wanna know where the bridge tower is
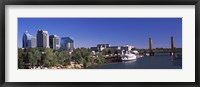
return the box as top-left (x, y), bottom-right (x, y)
top-left (149, 37), bottom-right (154, 56)
top-left (170, 36), bottom-right (175, 56)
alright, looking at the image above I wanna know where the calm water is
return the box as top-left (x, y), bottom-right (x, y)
top-left (91, 53), bottom-right (182, 69)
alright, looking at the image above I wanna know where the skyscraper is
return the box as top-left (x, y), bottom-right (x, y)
top-left (37, 30), bottom-right (49, 48)
top-left (49, 35), bottom-right (60, 50)
top-left (22, 31), bottom-right (36, 48)
top-left (61, 37), bottom-right (74, 51)
top-left (31, 37), bottom-right (37, 48)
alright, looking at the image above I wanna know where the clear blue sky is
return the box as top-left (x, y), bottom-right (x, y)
top-left (18, 18), bottom-right (182, 49)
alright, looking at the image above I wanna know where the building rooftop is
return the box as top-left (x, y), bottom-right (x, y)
top-left (49, 35), bottom-right (59, 38)
top-left (61, 37), bottom-right (74, 42)
top-left (24, 31), bottom-right (34, 40)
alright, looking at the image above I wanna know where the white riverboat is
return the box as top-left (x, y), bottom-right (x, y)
top-left (120, 51), bottom-right (137, 61)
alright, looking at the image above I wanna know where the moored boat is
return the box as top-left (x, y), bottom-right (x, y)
top-left (120, 51), bottom-right (137, 61)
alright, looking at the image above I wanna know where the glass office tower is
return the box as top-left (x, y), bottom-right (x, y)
top-left (61, 37), bottom-right (74, 51)
top-left (22, 31), bottom-right (36, 48)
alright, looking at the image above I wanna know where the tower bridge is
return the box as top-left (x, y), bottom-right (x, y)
top-left (148, 36), bottom-right (175, 56)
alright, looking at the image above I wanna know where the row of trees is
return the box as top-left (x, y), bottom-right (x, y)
top-left (72, 48), bottom-right (106, 68)
top-left (18, 48), bottom-right (106, 69)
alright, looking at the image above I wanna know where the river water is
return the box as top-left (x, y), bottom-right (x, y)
top-left (91, 53), bottom-right (182, 69)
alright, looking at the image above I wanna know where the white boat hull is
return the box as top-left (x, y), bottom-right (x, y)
top-left (121, 57), bottom-right (136, 61)
top-left (120, 54), bottom-right (137, 61)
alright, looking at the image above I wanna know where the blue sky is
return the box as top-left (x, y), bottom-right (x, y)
top-left (18, 18), bottom-right (182, 49)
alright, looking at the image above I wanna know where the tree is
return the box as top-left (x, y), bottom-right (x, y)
top-left (27, 48), bottom-right (41, 68)
top-left (18, 48), bottom-right (26, 69)
top-left (94, 52), bottom-right (106, 64)
top-left (57, 51), bottom-right (65, 65)
top-left (65, 55), bottom-right (71, 65)
top-left (108, 50), bottom-right (112, 54)
top-left (83, 48), bottom-right (93, 65)
top-left (101, 49), bottom-right (107, 55)
top-left (71, 48), bottom-right (95, 68)
top-left (42, 48), bottom-right (56, 67)
top-left (72, 49), bottom-right (82, 64)
top-left (58, 51), bottom-right (71, 66)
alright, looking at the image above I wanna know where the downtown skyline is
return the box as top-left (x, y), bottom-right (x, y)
top-left (18, 18), bottom-right (182, 49)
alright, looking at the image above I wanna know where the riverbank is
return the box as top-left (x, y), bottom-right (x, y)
top-left (30, 55), bottom-right (144, 69)
top-left (30, 61), bottom-right (100, 69)
top-left (29, 53), bottom-right (181, 69)
top-left (91, 55), bottom-right (182, 69)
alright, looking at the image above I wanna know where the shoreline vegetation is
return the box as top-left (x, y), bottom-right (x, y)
top-left (18, 47), bottom-right (182, 69)
top-left (18, 48), bottom-right (106, 69)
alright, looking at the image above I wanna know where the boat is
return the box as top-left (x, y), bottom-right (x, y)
top-left (145, 53), bottom-right (150, 56)
top-left (120, 51), bottom-right (137, 61)
top-left (131, 50), bottom-right (139, 54)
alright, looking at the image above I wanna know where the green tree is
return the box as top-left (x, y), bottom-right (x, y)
top-left (18, 48), bottom-right (26, 69)
top-left (42, 48), bottom-right (55, 67)
top-left (96, 52), bottom-right (105, 64)
top-left (71, 48), bottom-right (95, 68)
top-left (58, 51), bottom-right (71, 66)
top-left (27, 48), bottom-right (41, 68)
top-left (65, 55), bottom-right (71, 65)
top-left (108, 50), bottom-right (112, 54)
top-left (102, 49), bottom-right (107, 55)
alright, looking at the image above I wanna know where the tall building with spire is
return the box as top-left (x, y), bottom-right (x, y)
top-left (22, 31), bottom-right (36, 48)
top-left (37, 30), bottom-right (49, 48)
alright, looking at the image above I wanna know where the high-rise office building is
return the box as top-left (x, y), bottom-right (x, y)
top-left (22, 31), bottom-right (36, 48)
top-left (61, 37), bottom-right (74, 51)
top-left (31, 37), bottom-right (37, 48)
top-left (37, 30), bottom-right (49, 48)
top-left (49, 35), bottom-right (60, 50)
